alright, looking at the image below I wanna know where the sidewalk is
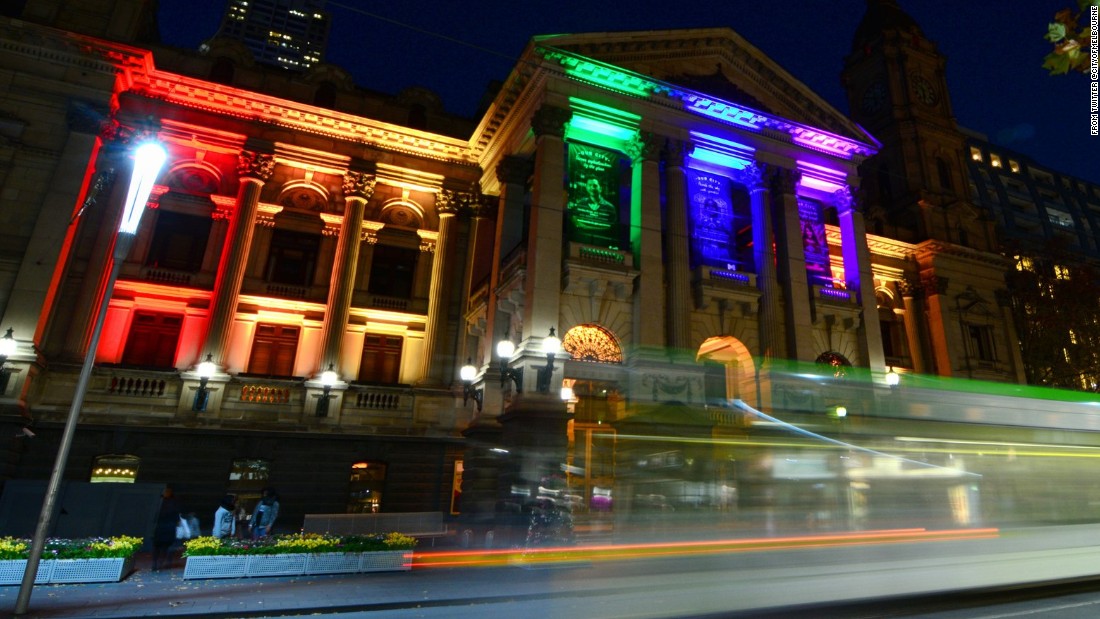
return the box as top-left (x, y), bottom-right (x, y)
top-left (0, 552), bottom-right (457, 619)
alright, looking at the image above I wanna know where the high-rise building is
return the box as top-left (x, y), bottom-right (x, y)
top-left (216, 0), bottom-right (330, 70)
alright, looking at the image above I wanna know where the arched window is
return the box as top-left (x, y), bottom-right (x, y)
top-left (562, 324), bottom-right (622, 363)
top-left (90, 454), bottom-right (140, 483)
top-left (877, 290), bottom-right (909, 365)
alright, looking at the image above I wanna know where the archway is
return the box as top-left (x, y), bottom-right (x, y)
top-left (696, 335), bottom-right (757, 407)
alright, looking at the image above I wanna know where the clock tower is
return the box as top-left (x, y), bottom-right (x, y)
top-left (842, 0), bottom-right (994, 252)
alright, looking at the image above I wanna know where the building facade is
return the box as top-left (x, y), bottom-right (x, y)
top-left (0, 0), bottom-right (1087, 536)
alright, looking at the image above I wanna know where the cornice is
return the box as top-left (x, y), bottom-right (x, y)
top-left (912, 239), bottom-right (1009, 269)
top-left (825, 225), bottom-right (915, 260)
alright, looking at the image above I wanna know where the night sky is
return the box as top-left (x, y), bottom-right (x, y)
top-left (157, 1), bottom-right (1098, 184)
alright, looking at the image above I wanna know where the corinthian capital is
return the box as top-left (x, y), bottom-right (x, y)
top-left (531, 105), bottom-right (571, 138)
top-left (626, 131), bottom-right (662, 163)
top-left (237, 151), bottom-right (275, 182)
top-left (664, 140), bottom-right (692, 168)
top-left (733, 162), bottom-right (767, 193)
top-left (436, 187), bottom-right (475, 216)
top-left (770, 168), bottom-right (801, 195)
top-left (342, 171), bottom-right (377, 201)
top-left (832, 186), bottom-right (860, 213)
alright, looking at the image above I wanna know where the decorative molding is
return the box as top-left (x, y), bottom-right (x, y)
top-left (625, 131), bottom-right (662, 163)
top-left (664, 139), bottom-right (692, 168)
top-left (342, 171), bottom-right (377, 201)
top-left (733, 162), bottom-right (767, 193)
top-left (922, 274), bottom-right (949, 296)
top-left (496, 155), bottom-right (532, 185)
top-left (770, 167), bottom-right (800, 196)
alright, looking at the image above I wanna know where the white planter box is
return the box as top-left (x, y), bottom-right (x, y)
top-left (183, 555), bottom-right (248, 580)
top-left (304, 552), bottom-right (361, 574)
top-left (0, 560), bottom-right (52, 586)
top-left (184, 550), bottom-right (411, 579)
top-left (359, 550), bottom-right (411, 572)
top-left (246, 553), bottom-right (308, 577)
top-left (0, 558), bottom-right (131, 585)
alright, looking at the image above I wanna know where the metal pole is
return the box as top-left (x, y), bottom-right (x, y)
top-left (14, 232), bottom-right (135, 615)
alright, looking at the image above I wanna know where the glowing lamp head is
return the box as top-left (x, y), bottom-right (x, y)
top-left (196, 354), bottom-right (216, 379)
top-left (496, 338), bottom-right (515, 360)
top-left (460, 362), bottom-right (477, 383)
top-left (560, 385), bottom-right (574, 401)
top-left (543, 328), bottom-right (561, 357)
top-left (0, 328), bottom-right (15, 359)
top-left (120, 141), bottom-right (168, 235)
top-left (885, 367), bottom-right (900, 387)
top-left (320, 364), bottom-right (338, 387)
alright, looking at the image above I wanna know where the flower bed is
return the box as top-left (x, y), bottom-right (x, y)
top-left (182, 532), bottom-right (414, 580)
top-left (0, 536), bottom-right (141, 585)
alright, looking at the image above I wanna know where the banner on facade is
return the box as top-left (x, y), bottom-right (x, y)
top-left (567, 143), bottom-right (621, 247)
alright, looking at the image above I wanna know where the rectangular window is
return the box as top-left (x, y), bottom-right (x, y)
top-left (358, 334), bottom-right (402, 383)
top-left (146, 211), bottom-right (211, 272)
top-left (367, 245), bottom-right (418, 298)
top-left (121, 312), bottom-right (182, 368)
top-left (247, 323), bottom-right (300, 377)
top-left (265, 228), bottom-right (320, 286)
top-left (228, 458), bottom-right (270, 517)
top-left (969, 147), bottom-right (983, 162)
top-left (348, 461), bottom-right (386, 513)
top-left (967, 324), bottom-right (996, 362)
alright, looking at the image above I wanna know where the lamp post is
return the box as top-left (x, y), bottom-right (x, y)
top-left (885, 366), bottom-right (900, 387)
top-left (192, 354), bottom-right (216, 412)
top-left (459, 359), bottom-right (483, 412)
top-left (0, 327), bottom-right (16, 395)
top-left (15, 139), bottom-right (167, 615)
top-left (315, 364), bottom-right (338, 417)
top-left (496, 336), bottom-right (523, 392)
top-left (535, 327), bottom-right (561, 394)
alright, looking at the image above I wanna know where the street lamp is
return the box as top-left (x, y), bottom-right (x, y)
top-left (316, 364), bottom-right (338, 417)
top-left (535, 327), bottom-right (561, 394)
top-left (0, 327), bottom-right (16, 395)
top-left (16, 138), bottom-right (167, 615)
top-left (885, 366), bottom-right (900, 387)
top-left (496, 336), bottom-right (523, 391)
top-left (459, 359), bottom-right (483, 412)
top-left (192, 354), bottom-right (216, 411)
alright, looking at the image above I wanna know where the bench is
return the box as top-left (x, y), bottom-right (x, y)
top-left (302, 511), bottom-right (451, 546)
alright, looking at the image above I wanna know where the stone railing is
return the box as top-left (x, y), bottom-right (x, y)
top-left (347, 383), bottom-right (414, 411)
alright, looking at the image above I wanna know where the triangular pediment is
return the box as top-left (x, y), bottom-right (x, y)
top-left (534, 28), bottom-right (873, 146)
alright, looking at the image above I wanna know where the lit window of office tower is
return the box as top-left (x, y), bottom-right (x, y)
top-left (219, 0), bottom-right (330, 70)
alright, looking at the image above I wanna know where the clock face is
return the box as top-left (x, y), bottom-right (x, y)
top-left (913, 76), bottom-right (938, 106)
top-left (861, 80), bottom-right (887, 115)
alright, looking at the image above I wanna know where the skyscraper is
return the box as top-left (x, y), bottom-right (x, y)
top-left (217, 0), bottom-right (330, 70)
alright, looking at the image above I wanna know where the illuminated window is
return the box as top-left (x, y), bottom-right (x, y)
top-left (358, 334), bottom-right (402, 384)
top-left (1014, 255), bottom-right (1033, 272)
top-left (562, 324), bottom-right (623, 363)
top-left (90, 454), bottom-right (139, 483)
top-left (1069, 329), bottom-right (1078, 344)
top-left (121, 312), bottom-right (182, 368)
top-left (228, 459), bottom-right (270, 515)
top-left (1054, 264), bottom-right (1071, 280)
top-left (990, 154), bottom-right (1002, 168)
top-left (1009, 160), bottom-right (1020, 173)
top-left (145, 210), bottom-right (211, 272)
top-left (347, 461), bottom-right (386, 513)
top-left (969, 147), bottom-right (983, 162)
top-left (247, 323), bottom-right (299, 377)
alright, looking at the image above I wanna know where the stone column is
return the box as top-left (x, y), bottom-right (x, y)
top-left (663, 140), bottom-right (693, 355)
top-left (771, 168), bottom-right (815, 362)
top-left (835, 187), bottom-right (885, 371)
top-left (921, 274), bottom-right (952, 376)
top-left (420, 185), bottom-right (466, 385)
top-left (521, 105), bottom-right (570, 361)
top-left (897, 276), bottom-right (928, 373)
top-left (628, 132), bottom-right (666, 361)
top-left (202, 147), bottom-right (275, 368)
top-left (318, 166), bottom-right (376, 373)
top-left (465, 194), bottom-right (496, 367)
top-left (737, 164), bottom-right (779, 360)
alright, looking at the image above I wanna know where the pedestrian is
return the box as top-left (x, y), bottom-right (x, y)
top-left (250, 493), bottom-right (277, 539)
top-left (233, 497), bottom-right (249, 539)
top-left (152, 486), bottom-right (182, 571)
top-left (213, 495), bottom-right (236, 539)
top-left (185, 511), bottom-right (201, 539)
top-left (262, 487), bottom-right (280, 533)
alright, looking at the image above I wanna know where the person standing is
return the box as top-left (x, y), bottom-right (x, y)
top-left (152, 487), bottom-right (182, 571)
top-left (250, 493), bottom-right (276, 539)
top-left (213, 495), bottom-right (236, 539)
